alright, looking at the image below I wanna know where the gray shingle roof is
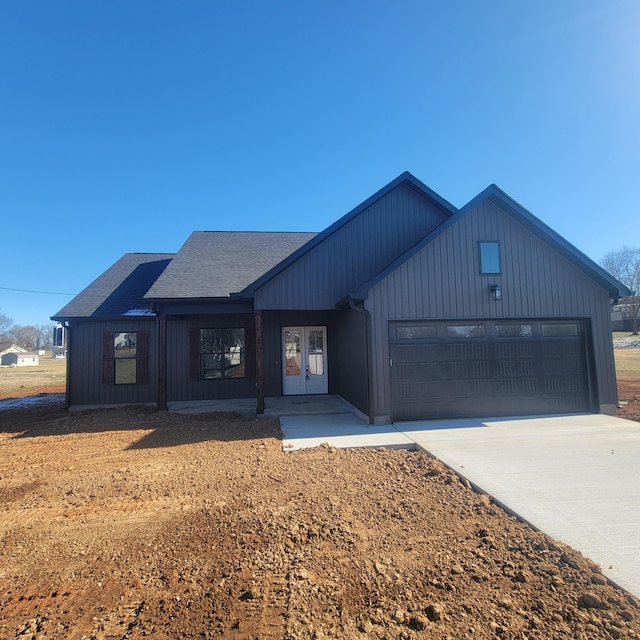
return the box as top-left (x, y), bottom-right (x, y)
top-left (144, 231), bottom-right (317, 300)
top-left (52, 253), bottom-right (174, 319)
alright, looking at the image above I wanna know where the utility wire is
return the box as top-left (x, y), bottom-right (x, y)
top-left (0, 286), bottom-right (77, 296)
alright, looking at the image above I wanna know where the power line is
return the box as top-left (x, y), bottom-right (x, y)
top-left (0, 286), bottom-right (77, 296)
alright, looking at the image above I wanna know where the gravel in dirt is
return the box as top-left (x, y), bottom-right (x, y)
top-left (1, 389), bottom-right (640, 639)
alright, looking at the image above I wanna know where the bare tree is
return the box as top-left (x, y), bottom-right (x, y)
top-left (0, 311), bottom-right (14, 346)
top-left (9, 325), bottom-right (40, 351)
top-left (602, 246), bottom-right (640, 335)
top-left (35, 323), bottom-right (55, 349)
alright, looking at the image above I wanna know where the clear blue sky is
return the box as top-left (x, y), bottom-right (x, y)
top-left (1, 1), bottom-right (638, 326)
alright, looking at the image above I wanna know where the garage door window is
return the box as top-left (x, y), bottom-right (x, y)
top-left (395, 325), bottom-right (437, 340)
top-left (541, 323), bottom-right (578, 337)
top-left (446, 325), bottom-right (485, 338)
top-left (495, 324), bottom-right (533, 338)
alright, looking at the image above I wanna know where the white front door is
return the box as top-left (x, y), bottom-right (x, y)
top-left (282, 326), bottom-right (328, 395)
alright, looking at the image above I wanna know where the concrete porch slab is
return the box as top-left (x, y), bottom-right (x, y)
top-left (168, 394), bottom-right (363, 418)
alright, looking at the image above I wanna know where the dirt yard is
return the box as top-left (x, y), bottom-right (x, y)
top-left (1, 350), bottom-right (640, 639)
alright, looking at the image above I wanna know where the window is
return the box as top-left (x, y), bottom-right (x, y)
top-left (479, 242), bottom-right (500, 274)
top-left (199, 328), bottom-right (246, 379)
top-left (395, 325), bottom-right (437, 340)
top-left (102, 330), bottom-right (148, 386)
top-left (495, 324), bottom-right (533, 338)
top-left (114, 332), bottom-right (137, 384)
top-left (541, 323), bottom-right (578, 337)
top-left (446, 325), bottom-right (486, 338)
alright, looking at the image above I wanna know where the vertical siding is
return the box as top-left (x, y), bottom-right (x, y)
top-left (366, 200), bottom-right (617, 418)
top-left (255, 183), bottom-right (451, 310)
top-left (331, 309), bottom-right (369, 414)
top-left (166, 314), bottom-right (256, 402)
top-left (67, 318), bottom-right (157, 407)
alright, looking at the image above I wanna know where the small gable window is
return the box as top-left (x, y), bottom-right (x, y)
top-left (479, 241), bottom-right (501, 274)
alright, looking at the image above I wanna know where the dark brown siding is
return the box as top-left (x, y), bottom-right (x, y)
top-left (255, 183), bottom-right (451, 310)
top-left (366, 199), bottom-right (617, 418)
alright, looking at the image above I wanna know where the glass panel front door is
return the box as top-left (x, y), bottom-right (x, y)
top-left (284, 329), bottom-right (302, 378)
top-left (282, 326), bottom-right (328, 395)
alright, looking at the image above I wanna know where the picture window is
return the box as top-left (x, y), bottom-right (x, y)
top-left (200, 328), bottom-right (246, 379)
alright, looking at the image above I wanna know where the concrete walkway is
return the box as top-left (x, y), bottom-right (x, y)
top-left (280, 412), bottom-right (640, 598)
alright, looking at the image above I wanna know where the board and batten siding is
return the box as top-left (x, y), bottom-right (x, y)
top-left (329, 309), bottom-right (369, 415)
top-left (255, 183), bottom-right (451, 310)
top-left (365, 199), bottom-right (617, 419)
top-left (67, 318), bottom-right (158, 408)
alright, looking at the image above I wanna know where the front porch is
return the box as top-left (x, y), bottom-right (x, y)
top-left (168, 393), bottom-right (364, 420)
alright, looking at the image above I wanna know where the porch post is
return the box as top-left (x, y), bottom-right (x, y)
top-left (255, 310), bottom-right (265, 414)
top-left (157, 314), bottom-right (168, 411)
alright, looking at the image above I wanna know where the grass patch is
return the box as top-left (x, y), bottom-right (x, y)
top-left (0, 351), bottom-right (67, 399)
top-left (614, 348), bottom-right (640, 381)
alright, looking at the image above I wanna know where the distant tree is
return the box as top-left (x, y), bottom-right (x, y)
top-left (35, 323), bottom-right (55, 349)
top-left (0, 310), bottom-right (14, 345)
top-left (10, 325), bottom-right (40, 351)
top-left (601, 246), bottom-right (640, 335)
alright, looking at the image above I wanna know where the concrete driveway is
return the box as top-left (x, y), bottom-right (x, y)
top-left (280, 412), bottom-right (640, 597)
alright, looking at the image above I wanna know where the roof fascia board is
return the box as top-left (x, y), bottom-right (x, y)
top-left (240, 171), bottom-right (458, 298)
top-left (350, 184), bottom-right (629, 300)
top-left (50, 315), bottom-right (158, 322)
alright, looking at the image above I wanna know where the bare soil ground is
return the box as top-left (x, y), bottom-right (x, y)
top-left (1, 353), bottom-right (640, 639)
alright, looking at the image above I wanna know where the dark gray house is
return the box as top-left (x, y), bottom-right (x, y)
top-left (52, 172), bottom-right (629, 422)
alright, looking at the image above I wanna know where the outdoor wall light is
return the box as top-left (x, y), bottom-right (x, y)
top-left (491, 285), bottom-right (502, 301)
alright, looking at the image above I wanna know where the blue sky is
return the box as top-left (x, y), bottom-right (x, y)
top-left (1, 1), bottom-right (638, 326)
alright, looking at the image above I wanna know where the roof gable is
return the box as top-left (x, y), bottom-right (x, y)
top-left (352, 184), bottom-right (629, 300)
top-left (241, 172), bottom-right (458, 297)
top-left (144, 231), bottom-right (317, 300)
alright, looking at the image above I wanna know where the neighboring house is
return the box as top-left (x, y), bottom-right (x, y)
top-left (0, 344), bottom-right (28, 354)
top-left (611, 297), bottom-right (639, 332)
top-left (1, 345), bottom-right (39, 367)
top-left (52, 172), bottom-right (629, 422)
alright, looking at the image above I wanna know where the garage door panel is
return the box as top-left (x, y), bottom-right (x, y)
top-left (450, 379), bottom-right (492, 396)
top-left (495, 342), bottom-right (538, 358)
top-left (497, 377), bottom-right (538, 395)
top-left (395, 362), bottom-right (441, 379)
top-left (447, 343), bottom-right (489, 360)
top-left (393, 343), bottom-right (441, 362)
top-left (392, 380), bottom-right (443, 402)
top-left (497, 360), bottom-right (537, 376)
top-left (448, 360), bottom-right (490, 379)
top-left (543, 358), bottom-right (583, 375)
top-left (390, 319), bottom-right (592, 420)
